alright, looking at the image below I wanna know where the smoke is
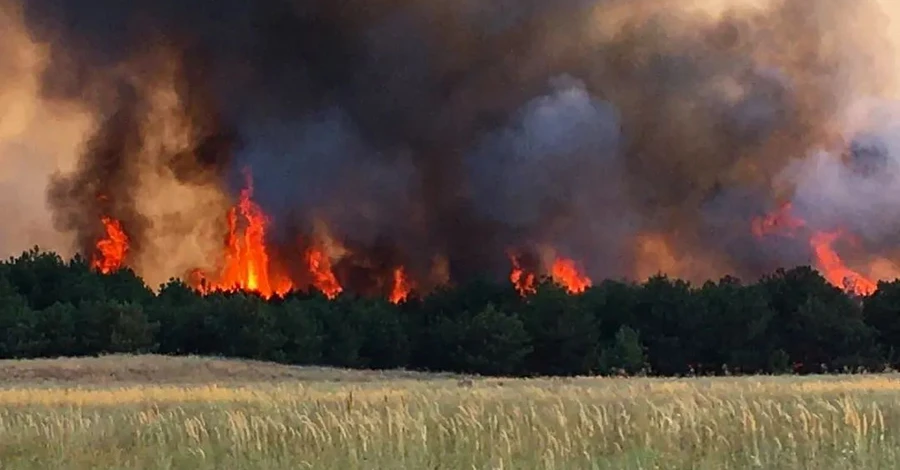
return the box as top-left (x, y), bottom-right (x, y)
top-left (781, 101), bottom-right (900, 280)
top-left (3, 0), bottom-right (900, 290)
top-left (46, 45), bottom-right (236, 288)
top-left (467, 75), bottom-right (631, 279)
top-left (0, 0), bottom-right (93, 259)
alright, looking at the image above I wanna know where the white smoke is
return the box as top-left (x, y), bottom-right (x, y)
top-left (787, 101), bottom-right (900, 243)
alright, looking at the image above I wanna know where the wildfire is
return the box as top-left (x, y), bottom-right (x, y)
top-left (305, 247), bottom-right (342, 299)
top-left (80, 169), bottom-right (599, 302)
top-left (752, 203), bottom-right (877, 296)
top-left (551, 257), bottom-right (592, 294)
top-left (194, 171), bottom-right (293, 299)
top-left (388, 266), bottom-right (413, 304)
top-left (91, 216), bottom-right (128, 274)
top-left (509, 254), bottom-right (537, 296)
top-left (508, 252), bottom-right (592, 295)
top-left (809, 231), bottom-right (877, 296)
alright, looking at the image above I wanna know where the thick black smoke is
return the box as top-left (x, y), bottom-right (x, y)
top-left (22, 0), bottom-right (900, 287)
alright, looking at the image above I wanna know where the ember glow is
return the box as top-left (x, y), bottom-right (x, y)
top-left (91, 217), bottom-right (128, 274)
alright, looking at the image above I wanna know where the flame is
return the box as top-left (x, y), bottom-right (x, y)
top-left (306, 246), bottom-right (342, 299)
top-left (809, 231), bottom-right (877, 296)
top-left (509, 253), bottom-right (537, 296)
top-left (508, 251), bottom-right (591, 295)
top-left (550, 257), bottom-right (592, 294)
top-left (388, 265), bottom-right (413, 304)
top-left (194, 171), bottom-right (292, 299)
top-left (753, 202), bottom-right (876, 296)
top-left (91, 216), bottom-right (128, 274)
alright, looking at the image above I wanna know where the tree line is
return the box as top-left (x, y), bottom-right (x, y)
top-left (3, 248), bottom-right (900, 377)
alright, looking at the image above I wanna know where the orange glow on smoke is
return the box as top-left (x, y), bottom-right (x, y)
top-left (633, 233), bottom-right (681, 281)
top-left (551, 257), bottom-right (592, 294)
top-left (753, 202), bottom-right (876, 296)
top-left (389, 266), bottom-right (413, 304)
top-left (305, 246), bottom-right (342, 299)
top-left (194, 171), bottom-right (293, 299)
top-left (91, 216), bottom-right (128, 274)
top-left (751, 202), bottom-right (806, 238)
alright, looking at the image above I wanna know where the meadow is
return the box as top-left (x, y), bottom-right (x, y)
top-left (0, 356), bottom-right (898, 469)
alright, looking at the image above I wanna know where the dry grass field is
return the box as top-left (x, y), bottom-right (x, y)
top-left (0, 356), bottom-right (899, 469)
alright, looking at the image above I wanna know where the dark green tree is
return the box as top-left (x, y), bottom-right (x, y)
top-left (0, 247), bottom-right (893, 379)
top-left (633, 275), bottom-right (702, 376)
top-left (267, 298), bottom-right (323, 365)
top-left (311, 295), bottom-right (365, 368)
top-left (0, 276), bottom-right (41, 358)
top-left (599, 326), bottom-right (646, 375)
top-left (406, 278), bottom-right (520, 372)
top-left (581, 279), bottom-right (640, 344)
top-left (74, 300), bottom-right (158, 355)
top-left (147, 279), bottom-right (216, 355)
top-left (454, 303), bottom-right (532, 376)
top-left (354, 299), bottom-right (409, 370)
top-left (863, 280), bottom-right (900, 366)
top-left (695, 277), bottom-right (776, 374)
top-left (519, 280), bottom-right (599, 376)
top-left (760, 267), bottom-right (880, 373)
top-left (32, 302), bottom-right (79, 357)
top-left (200, 292), bottom-right (276, 360)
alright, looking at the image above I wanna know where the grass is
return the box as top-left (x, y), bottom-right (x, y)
top-left (1, 356), bottom-right (899, 469)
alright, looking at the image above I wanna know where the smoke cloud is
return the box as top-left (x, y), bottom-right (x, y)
top-left (0, 0), bottom-right (92, 259)
top-left (3, 0), bottom-right (900, 290)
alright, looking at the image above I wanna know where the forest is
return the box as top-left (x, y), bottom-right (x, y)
top-left (3, 247), bottom-right (900, 378)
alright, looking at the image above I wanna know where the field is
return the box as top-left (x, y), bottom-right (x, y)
top-left (0, 356), bottom-right (898, 469)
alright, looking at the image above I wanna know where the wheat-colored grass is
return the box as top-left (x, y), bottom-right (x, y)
top-left (1, 356), bottom-right (899, 469)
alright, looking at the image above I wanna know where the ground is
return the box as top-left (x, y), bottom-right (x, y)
top-left (0, 355), bottom-right (898, 469)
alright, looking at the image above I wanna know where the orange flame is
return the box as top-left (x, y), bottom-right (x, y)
top-left (551, 257), bottom-right (592, 294)
top-left (306, 247), bottom-right (342, 299)
top-left (195, 171), bottom-right (293, 299)
top-left (509, 254), bottom-right (537, 296)
top-left (388, 266), bottom-right (413, 304)
top-left (809, 231), bottom-right (877, 296)
top-left (753, 203), bottom-right (876, 296)
top-left (92, 216), bottom-right (128, 274)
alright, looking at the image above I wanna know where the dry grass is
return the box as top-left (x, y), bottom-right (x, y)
top-left (1, 356), bottom-right (899, 469)
top-left (0, 354), bottom-right (454, 385)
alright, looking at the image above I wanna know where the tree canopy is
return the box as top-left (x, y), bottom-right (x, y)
top-left (0, 247), bottom-right (896, 377)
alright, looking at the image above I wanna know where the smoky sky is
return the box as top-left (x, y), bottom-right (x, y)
top-left (20, 0), bottom-right (900, 286)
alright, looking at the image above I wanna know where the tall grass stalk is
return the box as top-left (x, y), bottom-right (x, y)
top-left (2, 374), bottom-right (900, 469)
